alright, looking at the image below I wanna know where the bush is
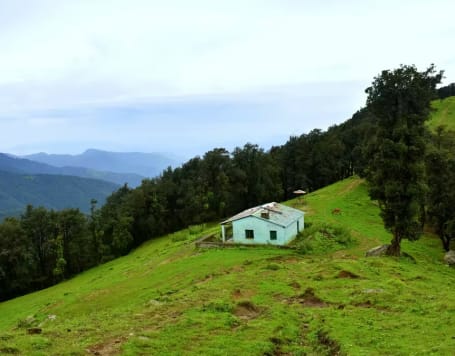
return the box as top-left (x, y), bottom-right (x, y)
top-left (171, 233), bottom-right (187, 242)
top-left (188, 224), bottom-right (206, 235)
top-left (294, 223), bottom-right (354, 254)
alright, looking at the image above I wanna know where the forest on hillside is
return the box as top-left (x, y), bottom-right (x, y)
top-left (1, 73), bottom-right (455, 302)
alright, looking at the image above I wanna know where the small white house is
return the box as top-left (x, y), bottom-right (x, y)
top-left (221, 202), bottom-right (304, 246)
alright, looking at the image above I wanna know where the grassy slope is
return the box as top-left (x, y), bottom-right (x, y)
top-left (2, 97), bottom-right (454, 355)
top-left (1, 177), bottom-right (455, 355)
top-left (429, 96), bottom-right (455, 130)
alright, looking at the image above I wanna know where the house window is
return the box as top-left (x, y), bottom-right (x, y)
top-left (245, 229), bottom-right (254, 239)
top-left (270, 230), bottom-right (277, 240)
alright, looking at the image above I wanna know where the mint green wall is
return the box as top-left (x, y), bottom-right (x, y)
top-left (232, 214), bottom-right (304, 245)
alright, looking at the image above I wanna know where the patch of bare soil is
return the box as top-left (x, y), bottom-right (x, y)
top-left (352, 300), bottom-right (389, 311)
top-left (196, 274), bottom-right (213, 285)
top-left (288, 281), bottom-right (301, 289)
top-left (231, 288), bottom-right (255, 300)
top-left (293, 288), bottom-right (328, 307)
top-left (354, 300), bottom-right (373, 308)
top-left (233, 300), bottom-right (262, 320)
top-left (229, 265), bottom-right (245, 273)
top-left (317, 329), bottom-right (344, 356)
top-left (87, 337), bottom-right (126, 356)
top-left (336, 270), bottom-right (360, 279)
top-left (337, 178), bottom-right (362, 197)
top-left (264, 336), bottom-right (293, 356)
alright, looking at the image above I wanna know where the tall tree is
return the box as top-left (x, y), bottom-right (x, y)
top-left (21, 205), bottom-right (59, 286)
top-left (365, 64), bottom-right (442, 256)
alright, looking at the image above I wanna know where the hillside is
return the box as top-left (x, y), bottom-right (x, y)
top-left (429, 96), bottom-right (455, 130)
top-left (0, 153), bottom-right (144, 187)
top-left (24, 149), bottom-right (182, 178)
top-left (0, 176), bottom-right (453, 355)
top-left (0, 171), bottom-right (118, 219)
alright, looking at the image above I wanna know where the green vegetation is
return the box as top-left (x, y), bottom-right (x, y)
top-left (0, 177), bottom-right (454, 355)
top-left (365, 64), bottom-right (442, 256)
top-left (0, 170), bottom-right (118, 220)
top-left (429, 96), bottom-right (455, 131)
top-left (1, 65), bottom-right (455, 354)
top-left (293, 222), bottom-right (354, 254)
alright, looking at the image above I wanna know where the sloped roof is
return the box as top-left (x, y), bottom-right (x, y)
top-left (221, 202), bottom-right (304, 227)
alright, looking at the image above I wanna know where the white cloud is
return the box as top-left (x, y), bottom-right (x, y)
top-left (0, 0), bottom-right (454, 154)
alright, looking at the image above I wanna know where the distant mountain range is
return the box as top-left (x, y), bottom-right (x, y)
top-left (24, 149), bottom-right (181, 178)
top-left (0, 149), bottom-right (182, 220)
top-left (0, 170), bottom-right (118, 220)
top-left (0, 153), bottom-right (144, 187)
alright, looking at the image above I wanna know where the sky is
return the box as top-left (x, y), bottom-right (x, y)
top-left (1, 0), bottom-right (454, 159)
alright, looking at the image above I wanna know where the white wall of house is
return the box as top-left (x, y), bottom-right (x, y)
top-left (283, 215), bottom-right (304, 243)
top-left (232, 216), bottom-right (286, 245)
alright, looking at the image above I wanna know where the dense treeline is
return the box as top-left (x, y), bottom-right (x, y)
top-left (437, 83), bottom-right (455, 99)
top-left (0, 207), bottom-right (95, 300)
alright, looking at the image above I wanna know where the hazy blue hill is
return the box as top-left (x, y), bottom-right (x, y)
top-left (0, 170), bottom-right (118, 220)
top-left (56, 166), bottom-right (143, 187)
top-left (0, 153), bottom-right (59, 175)
top-left (0, 153), bottom-right (144, 187)
top-left (25, 148), bottom-right (182, 178)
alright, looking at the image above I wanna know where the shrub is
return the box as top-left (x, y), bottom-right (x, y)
top-left (294, 223), bottom-right (354, 254)
top-left (188, 224), bottom-right (206, 235)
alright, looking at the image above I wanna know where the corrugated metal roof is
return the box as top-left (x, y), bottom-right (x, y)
top-left (221, 202), bottom-right (304, 227)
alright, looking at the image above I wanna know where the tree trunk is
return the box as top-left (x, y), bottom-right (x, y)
top-left (387, 232), bottom-right (401, 256)
top-left (442, 236), bottom-right (450, 252)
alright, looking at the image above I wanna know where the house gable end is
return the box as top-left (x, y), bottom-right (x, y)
top-left (232, 214), bottom-right (286, 228)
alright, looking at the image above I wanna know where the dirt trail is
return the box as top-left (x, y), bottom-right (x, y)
top-left (337, 178), bottom-right (362, 197)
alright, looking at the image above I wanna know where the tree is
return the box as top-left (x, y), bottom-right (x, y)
top-left (57, 208), bottom-right (92, 275)
top-left (425, 126), bottom-right (455, 251)
top-left (365, 64), bottom-right (443, 256)
top-left (21, 205), bottom-right (59, 286)
top-left (0, 218), bottom-right (34, 300)
top-left (230, 143), bottom-right (282, 212)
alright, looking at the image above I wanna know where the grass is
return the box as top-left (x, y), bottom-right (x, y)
top-left (428, 96), bottom-right (455, 131)
top-left (1, 177), bottom-right (455, 355)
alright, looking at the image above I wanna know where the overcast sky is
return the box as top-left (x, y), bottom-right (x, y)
top-left (1, 0), bottom-right (454, 158)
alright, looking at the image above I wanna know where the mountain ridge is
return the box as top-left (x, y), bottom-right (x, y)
top-left (0, 170), bottom-right (118, 220)
top-left (24, 148), bottom-right (182, 178)
top-left (0, 153), bottom-right (144, 187)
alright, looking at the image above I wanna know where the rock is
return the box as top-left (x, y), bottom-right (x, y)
top-left (363, 288), bottom-right (384, 294)
top-left (147, 299), bottom-right (163, 307)
top-left (444, 250), bottom-right (455, 266)
top-left (366, 244), bottom-right (390, 257)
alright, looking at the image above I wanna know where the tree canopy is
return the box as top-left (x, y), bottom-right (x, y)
top-left (365, 64), bottom-right (443, 256)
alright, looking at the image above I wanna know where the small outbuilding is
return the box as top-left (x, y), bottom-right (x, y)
top-left (220, 202), bottom-right (304, 246)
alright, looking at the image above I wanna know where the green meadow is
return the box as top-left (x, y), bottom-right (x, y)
top-left (1, 176), bottom-right (454, 355)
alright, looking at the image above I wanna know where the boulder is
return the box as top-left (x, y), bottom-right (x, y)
top-left (366, 244), bottom-right (390, 257)
top-left (444, 250), bottom-right (455, 266)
